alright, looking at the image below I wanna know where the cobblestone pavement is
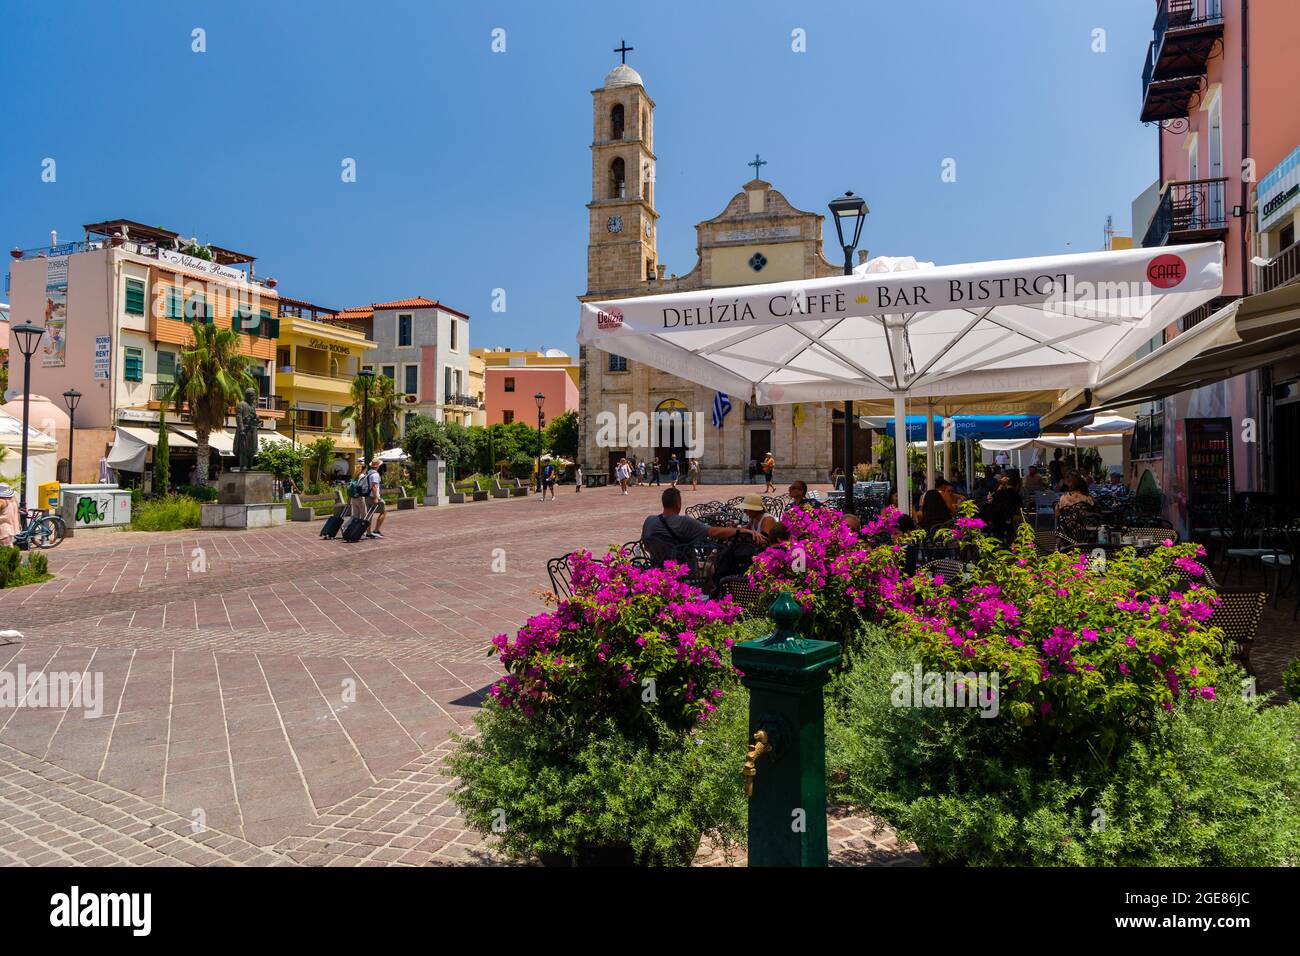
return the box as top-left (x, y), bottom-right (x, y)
top-left (2, 482), bottom-right (1292, 865)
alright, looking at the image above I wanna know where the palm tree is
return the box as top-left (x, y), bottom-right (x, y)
top-left (172, 321), bottom-right (256, 484)
top-left (342, 373), bottom-right (401, 458)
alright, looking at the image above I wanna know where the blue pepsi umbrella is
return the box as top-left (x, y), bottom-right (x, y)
top-left (880, 415), bottom-right (1040, 441)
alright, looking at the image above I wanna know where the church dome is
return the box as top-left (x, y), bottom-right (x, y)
top-left (603, 63), bottom-right (643, 88)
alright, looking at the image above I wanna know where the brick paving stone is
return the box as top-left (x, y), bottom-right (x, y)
top-left (0, 485), bottom-right (951, 865)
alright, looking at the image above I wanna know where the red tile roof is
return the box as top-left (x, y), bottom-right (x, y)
top-left (329, 297), bottom-right (470, 322)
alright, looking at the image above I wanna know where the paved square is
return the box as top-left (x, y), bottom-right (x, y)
top-left (0, 482), bottom-right (1290, 865)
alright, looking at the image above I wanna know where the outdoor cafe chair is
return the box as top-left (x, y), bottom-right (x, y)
top-left (547, 553), bottom-right (576, 600)
top-left (685, 501), bottom-right (723, 519)
top-left (1211, 589), bottom-right (1267, 677)
top-left (715, 575), bottom-right (768, 616)
top-left (1260, 528), bottom-right (1300, 610)
top-left (617, 539), bottom-right (653, 569)
top-left (671, 541), bottom-right (718, 589)
top-left (1033, 528), bottom-right (1059, 555)
top-left (919, 557), bottom-right (966, 581)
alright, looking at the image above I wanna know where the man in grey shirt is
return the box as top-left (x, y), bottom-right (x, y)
top-left (641, 487), bottom-right (763, 565)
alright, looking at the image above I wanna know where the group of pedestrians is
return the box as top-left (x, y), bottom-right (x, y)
top-left (612, 454), bottom-right (700, 495)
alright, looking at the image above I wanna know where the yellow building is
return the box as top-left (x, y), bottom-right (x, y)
top-left (274, 296), bottom-right (375, 473)
top-left (472, 347), bottom-right (581, 387)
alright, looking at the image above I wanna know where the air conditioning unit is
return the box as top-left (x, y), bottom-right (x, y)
top-left (402, 393), bottom-right (419, 405)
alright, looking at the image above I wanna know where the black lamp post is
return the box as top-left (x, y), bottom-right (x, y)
top-left (11, 321), bottom-right (46, 508)
top-left (288, 404), bottom-right (300, 448)
top-left (828, 192), bottom-right (868, 515)
top-left (62, 387), bottom-right (82, 484)
top-left (534, 392), bottom-right (546, 492)
top-left (357, 370), bottom-right (374, 469)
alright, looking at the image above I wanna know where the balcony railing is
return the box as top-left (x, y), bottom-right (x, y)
top-left (279, 365), bottom-right (356, 382)
top-left (1256, 239), bottom-right (1300, 294)
top-left (1139, 0), bottom-right (1224, 123)
top-left (1142, 178), bottom-right (1228, 248)
top-left (148, 382), bottom-right (287, 411)
top-left (1177, 294), bottom-right (1238, 333)
top-left (442, 393), bottom-right (483, 409)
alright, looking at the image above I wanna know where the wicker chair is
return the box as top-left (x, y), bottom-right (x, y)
top-left (715, 576), bottom-right (769, 616)
top-left (1126, 526), bottom-right (1180, 545)
top-left (547, 553), bottom-right (576, 599)
top-left (1172, 561), bottom-right (1220, 591)
top-left (918, 557), bottom-right (966, 580)
top-left (1211, 589), bottom-right (1267, 675)
top-left (1033, 529), bottom-right (1060, 555)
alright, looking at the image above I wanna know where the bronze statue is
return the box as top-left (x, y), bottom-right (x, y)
top-left (233, 387), bottom-right (259, 470)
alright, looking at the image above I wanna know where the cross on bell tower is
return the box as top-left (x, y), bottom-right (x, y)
top-left (614, 39), bottom-right (633, 64)
top-left (748, 153), bottom-right (767, 177)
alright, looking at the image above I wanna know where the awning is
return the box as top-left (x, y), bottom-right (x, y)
top-left (105, 425), bottom-right (195, 472)
top-left (168, 426), bottom-right (234, 455)
top-left (1080, 282), bottom-right (1300, 410)
top-left (982, 433), bottom-right (1124, 452)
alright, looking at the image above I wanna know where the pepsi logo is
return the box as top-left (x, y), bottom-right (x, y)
top-left (1146, 254), bottom-right (1187, 289)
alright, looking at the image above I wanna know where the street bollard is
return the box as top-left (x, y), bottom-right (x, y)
top-left (733, 592), bottom-right (841, 867)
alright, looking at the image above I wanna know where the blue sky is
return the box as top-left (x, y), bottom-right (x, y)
top-left (1, 0), bottom-right (1157, 353)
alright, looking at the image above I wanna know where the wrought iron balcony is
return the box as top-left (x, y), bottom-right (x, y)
top-left (1255, 239), bottom-right (1300, 294)
top-left (1141, 178), bottom-right (1229, 248)
top-left (1139, 0), bottom-right (1224, 125)
top-left (1132, 407), bottom-right (1166, 460)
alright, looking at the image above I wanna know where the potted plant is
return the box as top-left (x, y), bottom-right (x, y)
top-left (449, 550), bottom-right (749, 866)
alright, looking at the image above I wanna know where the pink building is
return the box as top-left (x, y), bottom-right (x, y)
top-left (1132, 0), bottom-right (1300, 530)
top-left (484, 366), bottom-right (578, 428)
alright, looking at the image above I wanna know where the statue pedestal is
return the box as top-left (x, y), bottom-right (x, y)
top-left (423, 458), bottom-right (447, 506)
top-left (201, 470), bottom-right (286, 529)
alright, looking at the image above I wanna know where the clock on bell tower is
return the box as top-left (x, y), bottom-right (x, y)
top-left (587, 43), bottom-right (658, 296)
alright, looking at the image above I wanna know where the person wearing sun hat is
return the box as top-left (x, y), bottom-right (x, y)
top-left (0, 484), bottom-right (18, 548)
top-left (739, 492), bottom-right (778, 538)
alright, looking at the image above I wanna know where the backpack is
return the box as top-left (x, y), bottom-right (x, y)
top-left (348, 474), bottom-right (369, 498)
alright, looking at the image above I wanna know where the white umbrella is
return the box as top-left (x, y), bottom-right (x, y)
top-left (376, 447), bottom-right (408, 462)
top-left (580, 242), bottom-right (1223, 512)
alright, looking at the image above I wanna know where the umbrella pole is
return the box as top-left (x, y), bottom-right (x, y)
top-left (925, 403), bottom-right (935, 495)
top-left (842, 400), bottom-right (854, 515)
top-left (894, 394), bottom-right (910, 515)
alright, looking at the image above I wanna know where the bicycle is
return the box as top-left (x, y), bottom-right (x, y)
top-left (14, 508), bottom-right (66, 550)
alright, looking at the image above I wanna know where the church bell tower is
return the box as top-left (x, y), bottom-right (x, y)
top-left (587, 42), bottom-right (658, 295)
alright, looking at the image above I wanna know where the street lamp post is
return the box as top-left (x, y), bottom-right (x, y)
top-left (10, 322), bottom-right (46, 509)
top-left (61, 387), bottom-right (82, 484)
top-left (534, 392), bottom-right (546, 493)
top-left (828, 192), bottom-right (868, 516)
top-left (288, 404), bottom-right (299, 448)
top-left (357, 370), bottom-right (374, 469)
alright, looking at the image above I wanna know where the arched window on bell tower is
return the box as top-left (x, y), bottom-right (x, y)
top-left (610, 103), bottom-right (624, 140)
top-left (610, 157), bottom-right (625, 199)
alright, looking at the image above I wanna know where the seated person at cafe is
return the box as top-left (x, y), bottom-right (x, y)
top-left (983, 472), bottom-right (1025, 543)
top-left (787, 479), bottom-right (820, 509)
top-left (641, 487), bottom-right (764, 565)
top-left (935, 476), bottom-right (963, 514)
top-left (1055, 474), bottom-right (1100, 541)
top-left (739, 493), bottom-right (780, 537)
top-left (1107, 471), bottom-right (1126, 488)
top-left (1022, 466), bottom-right (1048, 494)
top-left (914, 489), bottom-right (954, 534)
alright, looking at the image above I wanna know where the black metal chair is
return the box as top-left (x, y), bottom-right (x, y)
top-left (1211, 589), bottom-right (1267, 676)
top-left (1033, 529), bottom-right (1059, 555)
top-left (1260, 527), bottom-right (1300, 610)
top-left (547, 553), bottom-right (575, 599)
top-left (686, 501), bottom-right (724, 518)
top-left (724, 496), bottom-right (746, 508)
top-left (670, 541), bottom-right (718, 589)
top-left (617, 539), bottom-right (653, 569)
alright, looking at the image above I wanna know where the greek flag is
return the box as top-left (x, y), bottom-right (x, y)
top-left (712, 392), bottom-right (732, 428)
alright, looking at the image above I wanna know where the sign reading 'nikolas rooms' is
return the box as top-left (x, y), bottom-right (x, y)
top-left (582, 244), bottom-right (1222, 337)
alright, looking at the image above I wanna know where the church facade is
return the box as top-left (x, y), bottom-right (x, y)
top-left (578, 58), bottom-right (868, 483)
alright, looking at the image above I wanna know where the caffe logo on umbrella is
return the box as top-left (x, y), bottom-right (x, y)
top-left (1146, 254), bottom-right (1187, 289)
top-left (596, 306), bottom-right (624, 330)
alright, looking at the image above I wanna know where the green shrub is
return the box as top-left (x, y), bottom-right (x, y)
top-left (827, 626), bottom-right (1300, 866)
top-left (177, 483), bottom-right (218, 502)
top-left (130, 494), bottom-right (202, 532)
top-left (0, 546), bottom-right (54, 589)
top-left (1283, 658), bottom-right (1300, 701)
top-left (449, 688), bottom-right (748, 866)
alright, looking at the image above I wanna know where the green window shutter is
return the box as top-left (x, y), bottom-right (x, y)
top-left (124, 347), bottom-right (144, 382)
top-left (157, 351), bottom-right (176, 382)
top-left (268, 317), bottom-right (280, 338)
top-left (167, 287), bottom-right (183, 319)
top-left (124, 279), bottom-right (145, 315)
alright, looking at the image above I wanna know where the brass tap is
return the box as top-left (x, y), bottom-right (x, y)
top-left (742, 729), bottom-right (770, 799)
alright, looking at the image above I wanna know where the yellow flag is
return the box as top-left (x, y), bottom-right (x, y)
top-left (792, 403), bottom-right (805, 428)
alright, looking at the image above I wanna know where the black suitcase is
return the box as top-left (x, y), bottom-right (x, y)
top-left (341, 502), bottom-right (376, 543)
top-left (320, 510), bottom-right (346, 540)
